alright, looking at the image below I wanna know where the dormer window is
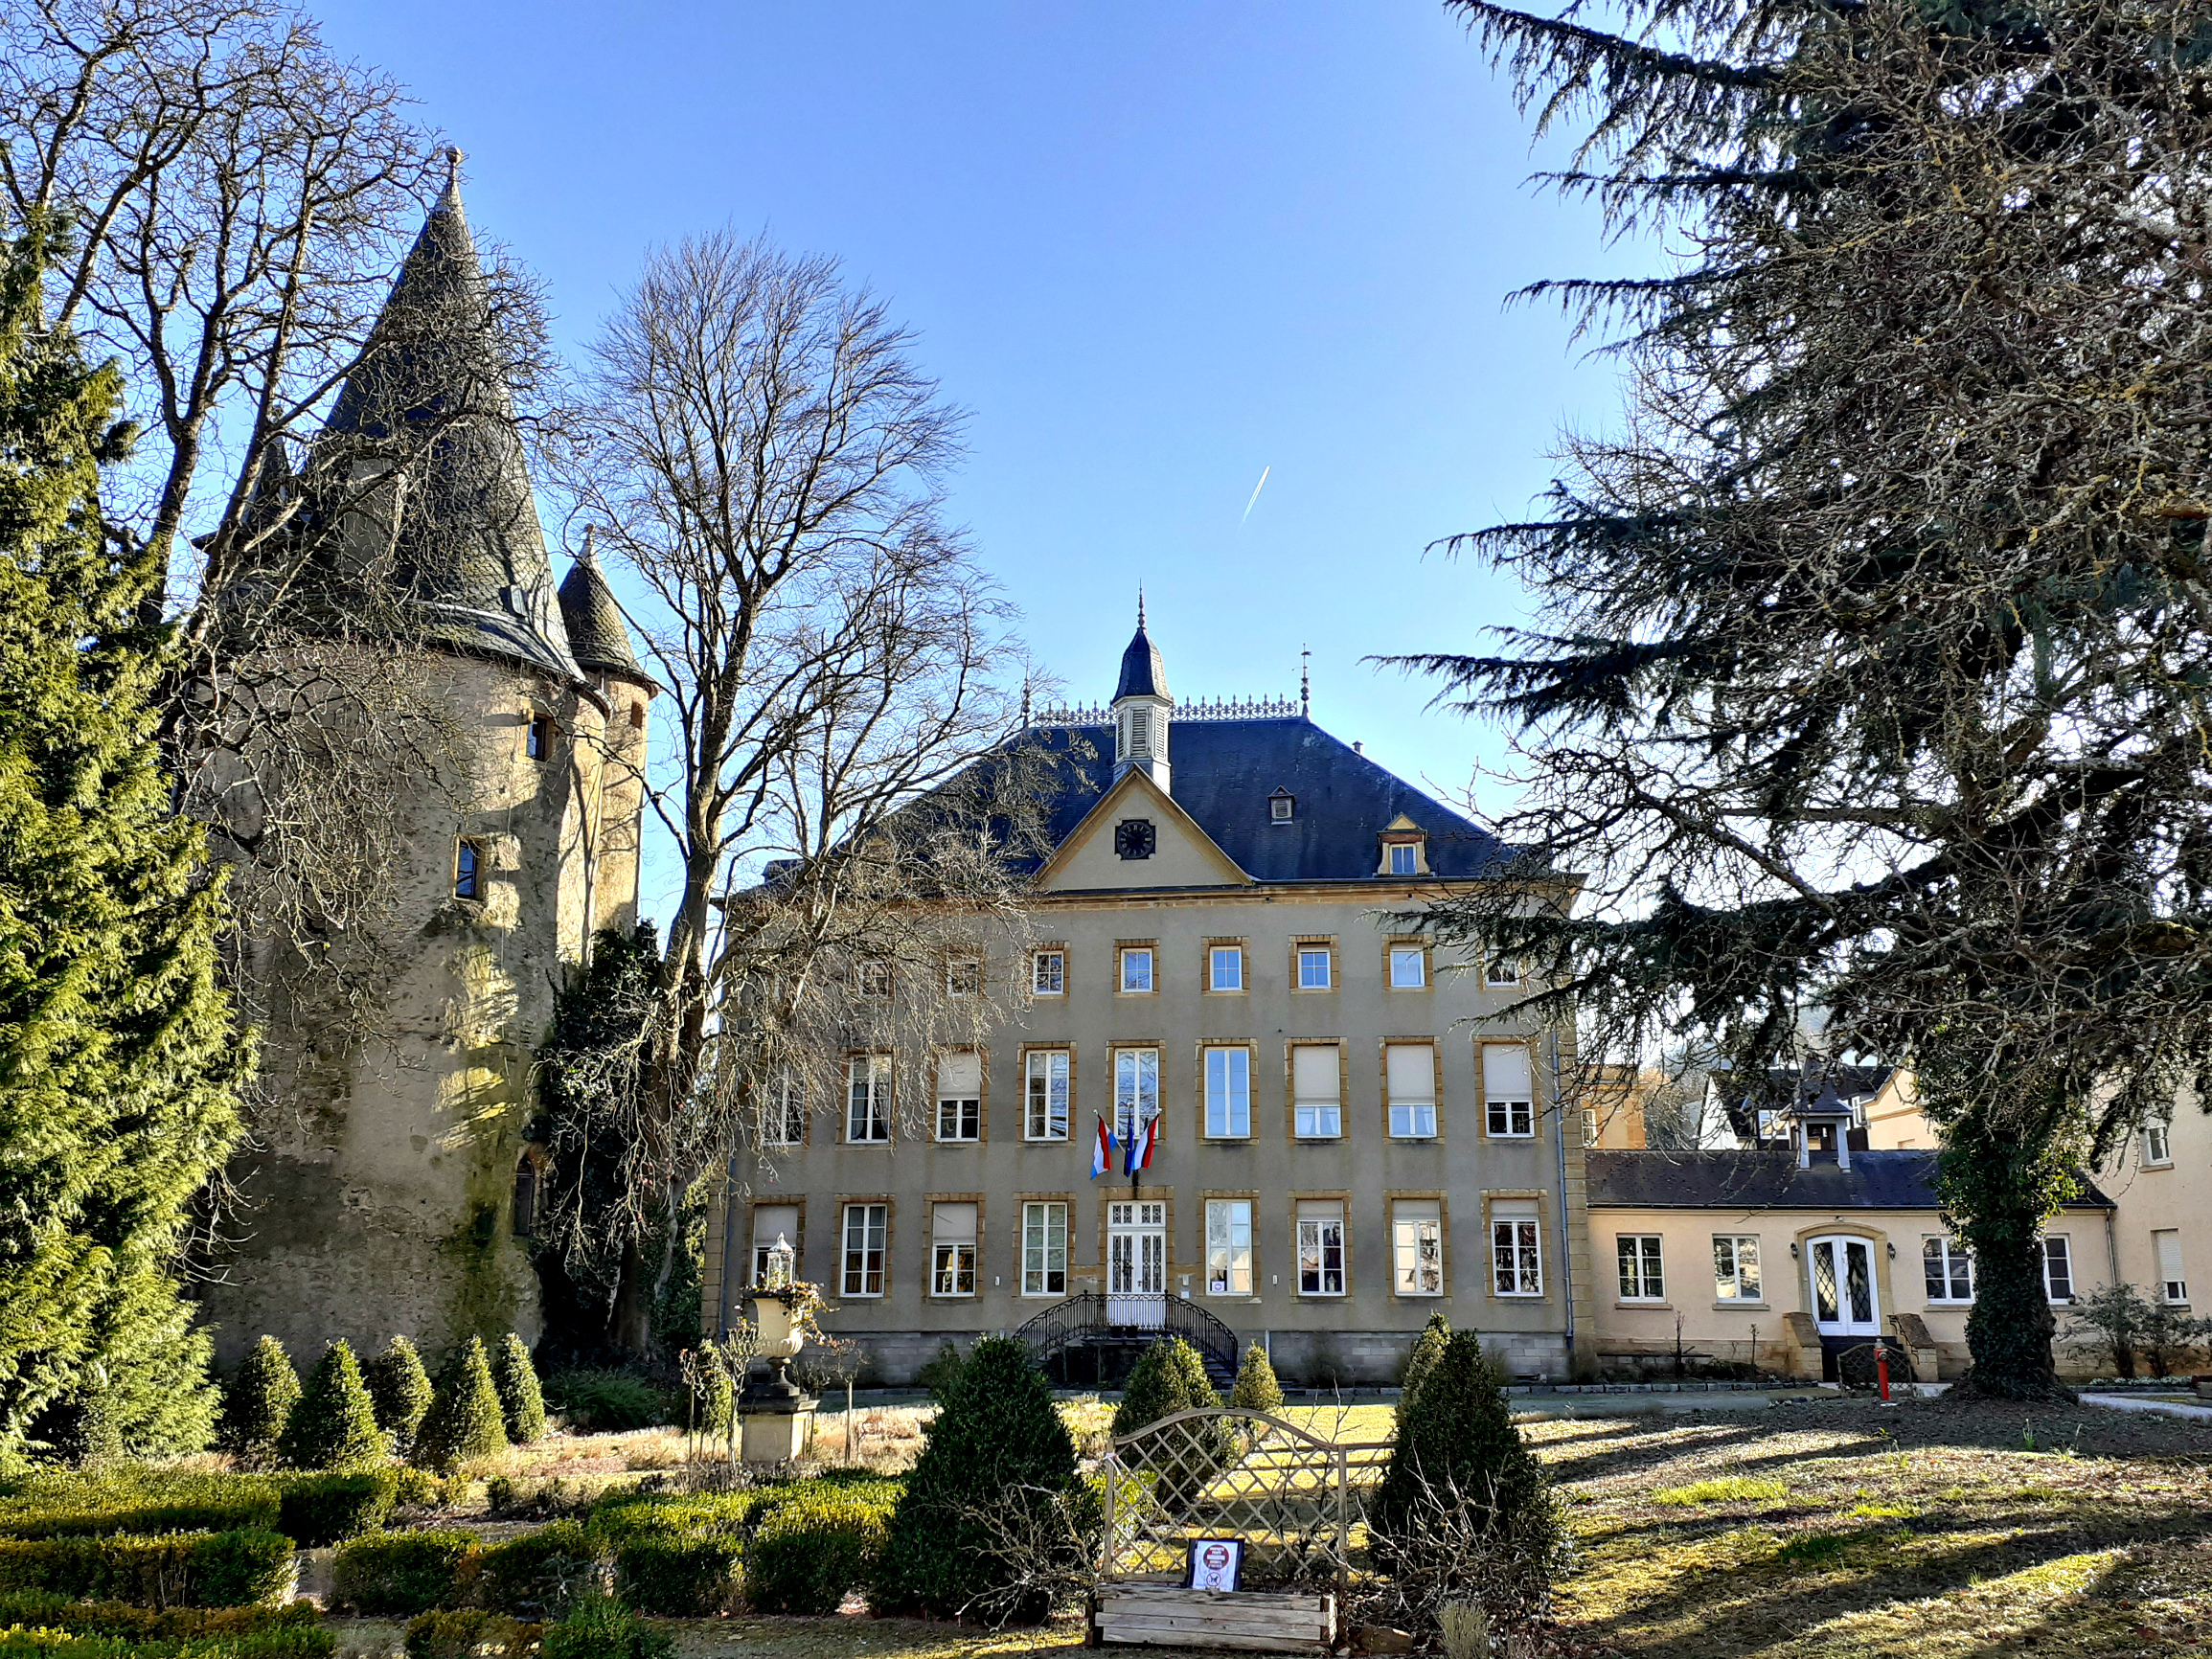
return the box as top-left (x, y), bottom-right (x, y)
top-left (1388, 844), bottom-right (1417, 875)
top-left (1377, 817), bottom-right (1428, 875)
top-left (1269, 789), bottom-right (1294, 823)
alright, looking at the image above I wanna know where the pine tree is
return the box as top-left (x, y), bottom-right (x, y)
top-left (1231, 1342), bottom-right (1284, 1414)
top-left (219, 1336), bottom-right (302, 1463)
top-left (279, 1340), bottom-right (387, 1470)
top-left (413, 1337), bottom-right (509, 1473)
top-left (877, 1335), bottom-right (1078, 1623)
top-left (492, 1333), bottom-right (545, 1444)
top-left (365, 1336), bottom-right (433, 1453)
top-left (1401, 1313), bottom-right (1451, 1414)
top-left (0, 217), bottom-right (246, 1462)
top-left (1111, 1337), bottom-right (1216, 1438)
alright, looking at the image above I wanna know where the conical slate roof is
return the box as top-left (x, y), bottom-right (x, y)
top-left (1114, 599), bottom-right (1169, 701)
top-left (321, 155), bottom-right (581, 682)
top-left (557, 534), bottom-right (646, 681)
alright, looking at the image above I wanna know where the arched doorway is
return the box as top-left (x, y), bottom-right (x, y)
top-left (1806, 1235), bottom-right (1880, 1337)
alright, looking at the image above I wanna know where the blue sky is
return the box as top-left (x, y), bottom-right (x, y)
top-left (308, 0), bottom-right (1650, 875)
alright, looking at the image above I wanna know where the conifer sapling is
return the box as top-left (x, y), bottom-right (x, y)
top-left (413, 1336), bottom-right (510, 1473)
top-left (492, 1333), bottom-right (546, 1444)
top-left (279, 1339), bottom-right (387, 1470)
top-left (220, 1336), bottom-right (302, 1465)
top-left (365, 1335), bottom-right (433, 1453)
top-left (1231, 1341), bottom-right (1284, 1414)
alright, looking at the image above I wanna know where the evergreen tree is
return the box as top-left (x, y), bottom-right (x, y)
top-left (1410, 0), bottom-right (2212, 1398)
top-left (1110, 1338), bottom-right (1216, 1438)
top-left (413, 1337), bottom-right (509, 1473)
top-left (219, 1336), bottom-right (301, 1464)
top-left (492, 1333), bottom-right (545, 1443)
top-left (0, 217), bottom-right (246, 1461)
top-left (877, 1335), bottom-right (1078, 1622)
top-left (1401, 1313), bottom-right (1451, 1414)
top-left (364, 1336), bottom-right (433, 1453)
top-left (1230, 1342), bottom-right (1283, 1414)
top-left (279, 1339), bottom-right (386, 1470)
top-left (1370, 1333), bottom-right (1555, 1566)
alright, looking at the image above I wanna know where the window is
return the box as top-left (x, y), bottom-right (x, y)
top-left (1206, 1199), bottom-right (1254, 1295)
top-left (936, 1051), bottom-right (981, 1143)
top-left (1269, 790), bottom-right (1294, 822)
top-left (1209, 946), bottom-right (1244, 991)
top-left (855, 959), bottom-right (891, 999)
top-left (946, 956), bottom-right (982, 997)
top-left (629, 700), bottom-right (646, 729)
top-left (453, 839), bottom-right (485, 900)
top-left (1485, 958), bottom-right (1520, 988)
top-left (1115, 1048), bottom-right (1160, 1143)
top-left (1923, 1237), bottom-right (1974, 1303)
top-left (931, 1202), bottom-right (977, 1297)
top-left (1022, 1201), bottom-right (1068, 1295)
top-left (1492, 1200), bottom-right (1543, 1296)
top-left (1389, 946), bottom-right (1426, 989)
top-left (840, 1202), bottom-right (887, 1297)
top-left (1484, 1044), bottom-right (1535, 1138)
top-left (1296, 1200), bottom-right (1346, 1296)
top-left (1617, 1235), bottom-right (1665, 1301)
top-left (1292, 1045), bottom-right (1341, 1139)
top-left (1204, 1047), bottom-right (1251, 1138)
top-left (1583, 1108), bottom-right (1600, 1148)
top-left (1126, 706), bottom-right (1152, 757)
top-left (1297, 947), bottom-right (1333, 989)
top-left (2146, 1123), bottom-right (2174, 1165)
top-left (846, 1055), bottom-right (890, 1143)
top-left (1714, 1235), bottom-right (1762, 1301)
top-left (1025, 1050), bottom-right (1070, 1141)
top-left (1386, 1043), bottom-right (1437, 1139)
top-left (2156, 1230), bottom-right (2188, 1303)
top-left (764, 1071), bottom-right (806, 1146)
top-left (1393, 1200), bottom-right (1444, 1296)
top-left (525, 712), bottom-right (553, 761)
top-left (1388, 843), bottom-right (1418, 875)
top-left (751, 1204), bottom-right (799, 1286)
top-left (1120, 947), bottom-right (1154, 993)
top-left (1033, 951), bottom-right (1065, 996)
top-left (2041, 1236), bottom-right (2074, 1303)
top-left (513, 1157), bottom-right (537, 1238)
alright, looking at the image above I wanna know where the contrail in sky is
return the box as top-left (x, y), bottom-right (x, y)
top-left (1241, 466), bottom-right (1271, 526)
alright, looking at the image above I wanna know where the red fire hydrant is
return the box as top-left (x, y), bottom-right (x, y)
top-left (1876, 1345), bottom-right (1892, 1401)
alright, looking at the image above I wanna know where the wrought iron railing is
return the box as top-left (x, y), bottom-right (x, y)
top-left (1013, 1291), bottom-right (1242, 1381)
top-left (1031, 695), bottom-right (1302, 726)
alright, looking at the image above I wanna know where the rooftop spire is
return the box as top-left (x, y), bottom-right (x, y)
top-left (1114, 597), bottom-right (1168, 703)
top-left (559, 527), bottom-right (646, 683)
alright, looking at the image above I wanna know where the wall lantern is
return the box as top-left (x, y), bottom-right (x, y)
top-left (764, 1233), bottom-right (795, 1291)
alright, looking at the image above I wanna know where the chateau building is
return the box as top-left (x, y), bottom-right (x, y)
top-left (703, 611), bottom-right (1595, 1385)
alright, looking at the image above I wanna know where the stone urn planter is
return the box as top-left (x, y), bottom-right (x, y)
top-left (736, 1239), bottom-right (822, 1464)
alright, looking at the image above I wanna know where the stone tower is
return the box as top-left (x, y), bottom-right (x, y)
top-left (201, 163), bottom-right (651, 1366)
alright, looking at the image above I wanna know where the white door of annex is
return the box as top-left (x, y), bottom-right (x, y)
top-left (1107, 1200), bottom-right (1167, 1329)
top-left (1807, 1235), bottom-right (1881, 1336)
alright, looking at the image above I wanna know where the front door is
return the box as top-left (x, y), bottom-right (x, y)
top-left (1107, 1200), bottom-right (1167, 1329)
top-left (1808, 1235), bottom-right (1881, 1336)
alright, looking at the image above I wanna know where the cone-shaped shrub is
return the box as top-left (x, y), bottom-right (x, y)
top-left (413, 1338), bottom-right (510, 1473)
top-left (279, 1339), bottom-right (386, 1470)
top-left (1370, 1330), bottom-right (1553, 1562)
top-left (1400, 1312), bottom-right (1451, 1414)
top-left (1231, 1342), bottom-right (1284, 1413)
top-left (1110, 1337), bottom-right (1218, 1437)
top-left (365, 1336), bottom-right (433, 1454)
top-left (877, 1335), bottom-right (1079, 1622)
top-left (218, 1337), bottom-right (301, 1464)
top-left (492, 1334), bottom-right (546, 1444)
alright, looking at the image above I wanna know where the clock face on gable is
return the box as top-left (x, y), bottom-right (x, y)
top-left (1114, 819), bottom-right (1157, 860)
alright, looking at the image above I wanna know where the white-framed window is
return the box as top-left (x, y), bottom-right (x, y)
top-left (1292, 1045), bottom-right (1341, 1139)
top-left (1270, 790), bottom-right (1294, 822)
top-left (2146, 1123), bottom-right (2174, 1166)
top-left (1617, 1234), bottom-right (1665, 1301)
top-left (1024, 1050), bottom-right (1069, 1141)
top-left (1485, 958), bottom-right (1520, 987)
top-left (1388, 843), bottom-right (1418, 875)
top-left (1582, 1107), bottom-right (1599, 1148)
top-left (1210, 945), bottom-right (1244, 991)
top-left (1206, 1198), bottom-right (1254, 1295)
top-left (841, 1202), bottom-right (887, 1297)
top-left (764, 1071), bottom-right (806, 1146)
top-left (1389, 945), bottom-right (1426, 989)
top-left (1033, 950), bottom-right (1065, 996)
top-left (1386, 1043), bottom-right (1437, 1139)
top-left (1120, 947), bottom-right (1154, 993)
top-left (1492, 1201), bottom-right (1542, 1297)
top-left (1484, 1044), bottom-right (1535, 1138)
top-left (751, 1204), bottom-right (799, 1286)
top-left (946, 956), bottom-right (982, 997)
top-left (1713, 1235), bottom-right (1762, 1301)
top-left (2041, 1236), bottom-right (2074, 1303)
top-left (846, 1055), bottom-right (890, 1143)
top-left (931, 1202), bottom-right (977, 1297)
top-left (855, 959), bottom-right (891, 999)
top-left (935, 1051), bottom-right (981, 1143)
top-left (1022, 1201), bottom-right (1068, 1296)
top-left (1393, 1199), bottom-right (1444, 1296)
top-left (1297, 946), bottom-right (1334, 989)
top-left (1296, 1200), bottom-right (1346, 1296)
top-left (1923, 1237), bottom-right (1974, 1303)
top-left (1115, 1047), bottom-right (1160, 1143)
top-left (2156, 1230), bottom-right (2188, 1303)
top-left (1204, 1047), bottom-right (1251, 1138)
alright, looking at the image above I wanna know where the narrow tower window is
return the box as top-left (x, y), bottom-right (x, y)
top-left (525, 712), bottom-right (553, 761)
top-left (454, 839), bottom-right (485, 900)
top-left (513, 1157), bottom-right (537, 1238)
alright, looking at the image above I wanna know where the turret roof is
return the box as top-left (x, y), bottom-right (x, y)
top-left (1114, 599), bottom-right (1169, 701)
top-left (557, 534), bottom-right (648, 682)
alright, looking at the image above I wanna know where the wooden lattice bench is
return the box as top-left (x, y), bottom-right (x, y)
top-left (1094, 1583), bottom-right (1336, 1652)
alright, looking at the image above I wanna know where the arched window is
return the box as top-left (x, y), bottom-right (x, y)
top-left (513, 1157), bottom-right (537, 1239)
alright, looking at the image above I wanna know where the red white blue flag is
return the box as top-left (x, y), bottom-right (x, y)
top-left (1091, 1116), bottom-right (1115, 1179)
top-left (1124, 1111), bottom-right (1156, 1176)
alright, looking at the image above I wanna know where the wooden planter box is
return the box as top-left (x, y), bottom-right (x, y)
top-left (1095, 1583), bottom-right (1335, 1652)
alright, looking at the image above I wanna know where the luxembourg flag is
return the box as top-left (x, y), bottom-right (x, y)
top-left (1124, 1110), bottom-right (1157, 1176)
top-left (1091, 1116), bottom-right (1116, 1179)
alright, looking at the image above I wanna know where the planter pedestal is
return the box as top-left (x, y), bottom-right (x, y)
top-left (738, 1292), bottom-right (817, 1465)
top-left (739, 1400), bottom-right (815, 1464)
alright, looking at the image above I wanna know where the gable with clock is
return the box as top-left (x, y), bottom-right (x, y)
top-left (1114, 819), bottom-right (1157, 860)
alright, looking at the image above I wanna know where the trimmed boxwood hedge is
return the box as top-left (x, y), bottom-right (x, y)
top-left (0, 1477), bottom-right (281, 1543)
top-left (744, 1493), bottom-right (893, 1616)
top-left (400, 1609), bottom-right (536, 1659)
top-left (0, 1533), bottom-right (293, 1609)
top-left (274, 1473), bottom-right (396, 1548)
top-left (473, 1523), bottom-right (603, 1619)
top-left (611, 1534), bottom-right (739, 1617)
top-left (0, 1628), bottom-right (331, 1658)
top-left (329, 1532), bottom-right (480, 1617)
top-left (0, 1599), bottom-right (323, 1645)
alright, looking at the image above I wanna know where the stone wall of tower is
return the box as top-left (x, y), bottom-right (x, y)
top-left (573, 670), bottom-right (653, 942)
top-left (201, 653), bottom-right (604, 1368)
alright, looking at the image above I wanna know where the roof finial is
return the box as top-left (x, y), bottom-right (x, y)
top-left (1301, 647), bottom-right (1311, 716)
top-left (1020, 677), bottom-right (1032, 727)
top-left (580, 523), bottom-right (596, 563)
top-left (443, 146), bottom-right (464, 197)
top-left (1137, 588), bottom-right (1146, 631)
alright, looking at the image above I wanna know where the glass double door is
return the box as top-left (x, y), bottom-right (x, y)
top-left (1107, 1200), bottom-right (1166, 1328)
top-left (1807, 1235), bottom-right (1881, 1335)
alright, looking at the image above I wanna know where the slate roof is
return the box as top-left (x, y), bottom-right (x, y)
top-left (558, 542), bottom-right (646, 682)
top-left (1115, 615), bottom-right (1169, 701)
top-left (1017, 716), bottom-right (1515, 884)
top-left (1586, 1149), bottom-right (2113, 1211)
